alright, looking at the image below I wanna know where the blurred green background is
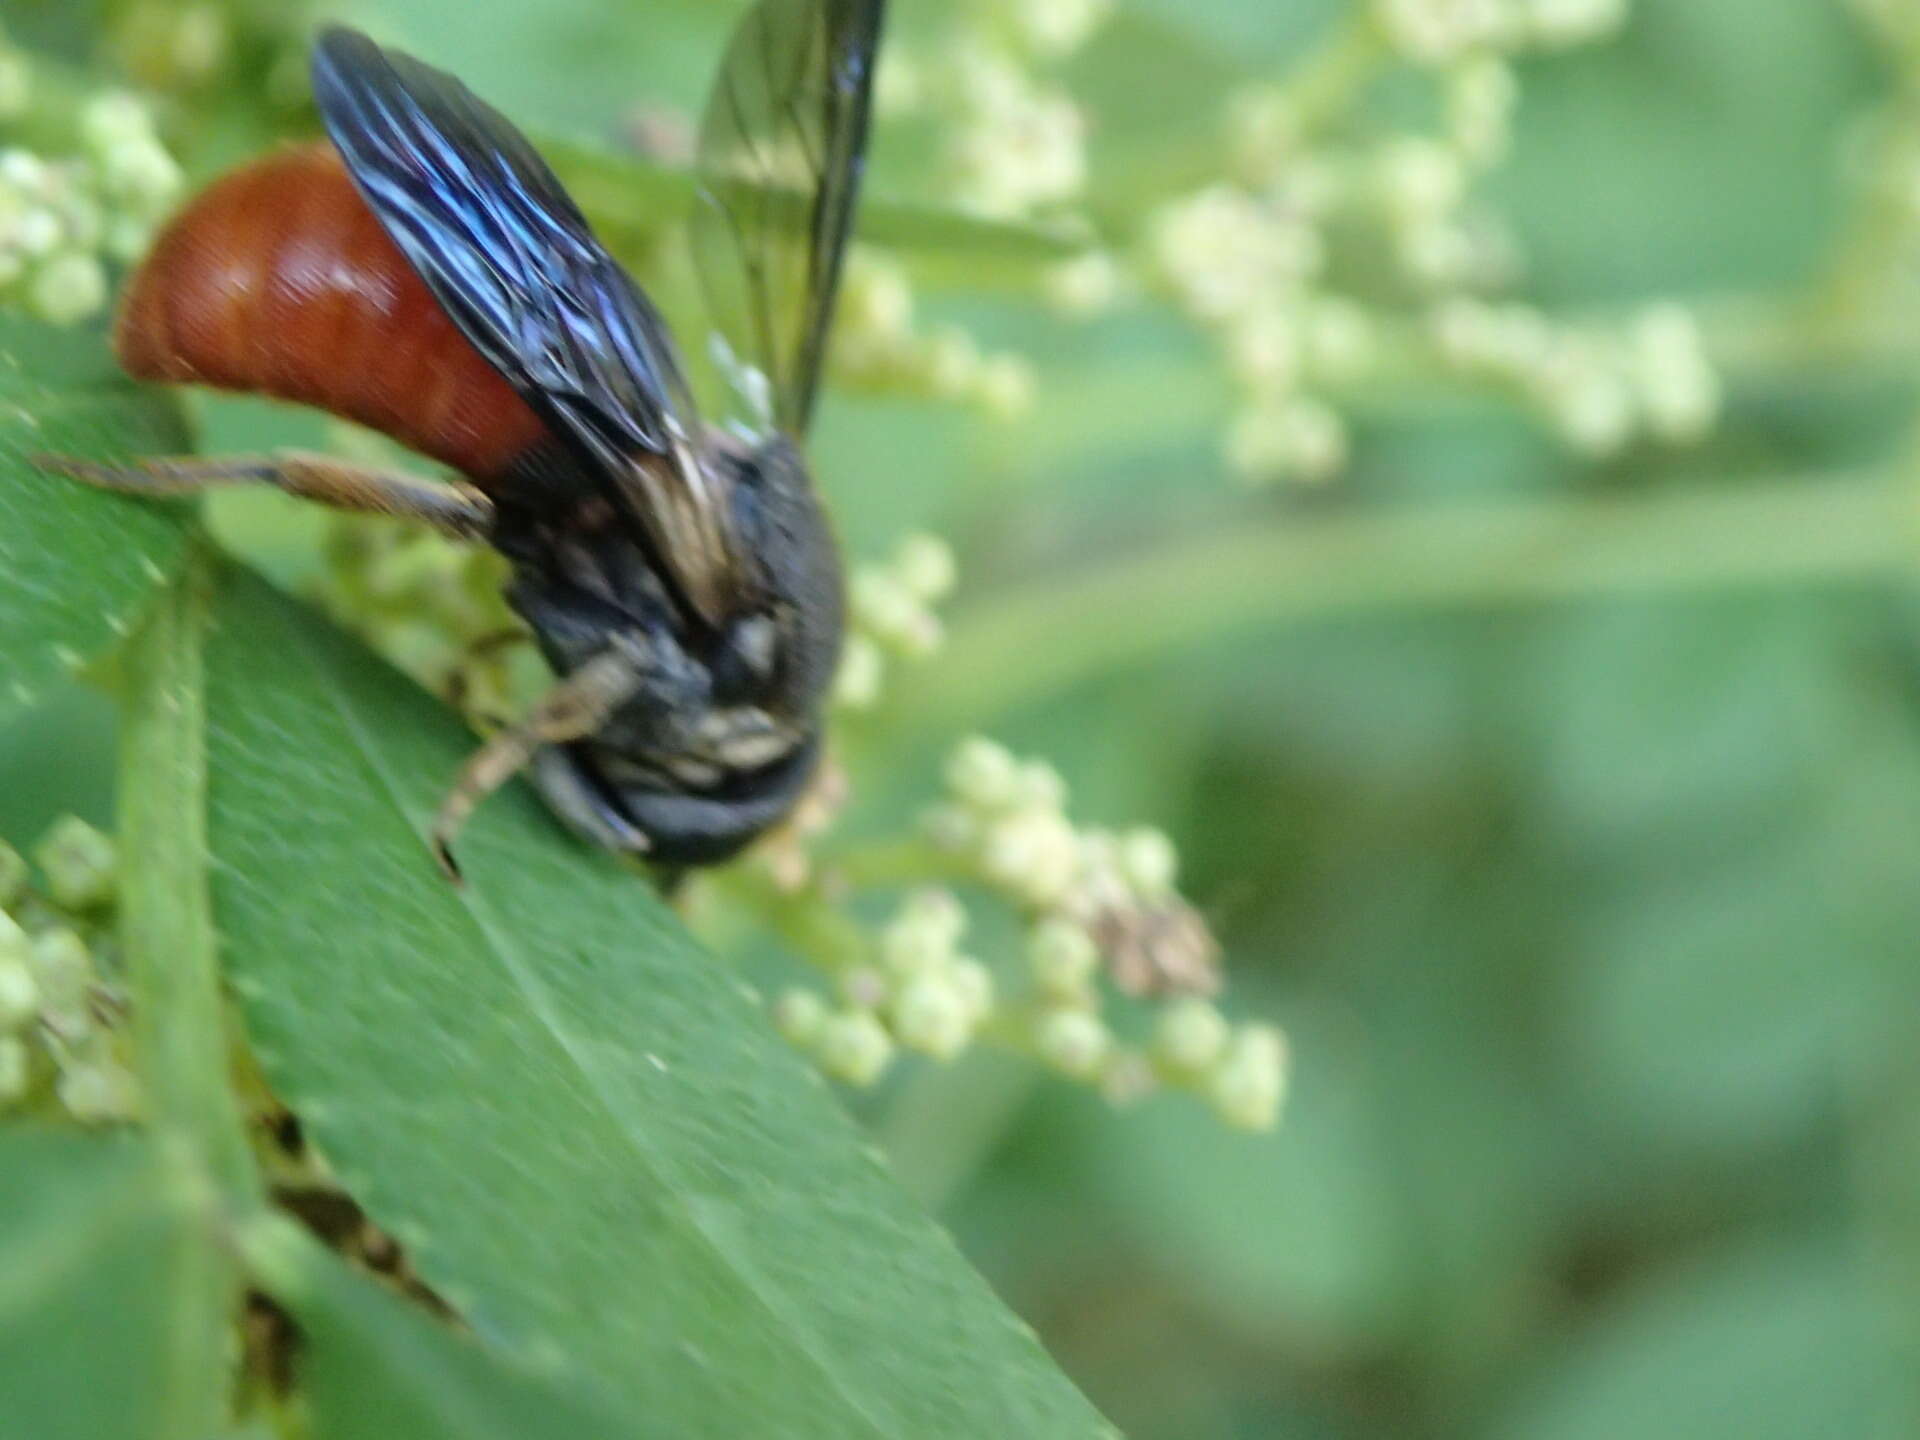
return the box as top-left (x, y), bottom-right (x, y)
top-left (5, 1), bottom-right (1920, 1436)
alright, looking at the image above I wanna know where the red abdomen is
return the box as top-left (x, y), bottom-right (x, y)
top-left (116, 143), bottom-right (549, 480)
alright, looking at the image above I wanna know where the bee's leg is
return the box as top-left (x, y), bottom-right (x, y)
top-left (431, 638), bottom-right (653, 882)
top-left (33, 451), bottom-right (494, 540)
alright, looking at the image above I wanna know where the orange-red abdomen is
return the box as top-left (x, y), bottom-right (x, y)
top-left (116, 143), bottom-right (549, 480)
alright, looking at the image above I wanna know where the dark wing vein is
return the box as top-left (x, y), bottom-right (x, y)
top-left (693, 0), bottom-right (885, 440)
top-left (311, 27), bottom-right (742, 625)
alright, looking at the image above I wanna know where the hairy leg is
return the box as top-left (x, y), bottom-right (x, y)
top-left (35, 451), bottom-right (494, 539)
top-left (432, 637), bottom-right (655, 880)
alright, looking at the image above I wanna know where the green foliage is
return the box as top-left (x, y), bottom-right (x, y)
top-left (5, 2), bottom-right (1920, 1439)
top-left (0, 315), bottom-right (188, 725)
top-left (0, 1133), bottom-right (228, 1440)
top-left (201, 568), bottom-right (1108, 1437)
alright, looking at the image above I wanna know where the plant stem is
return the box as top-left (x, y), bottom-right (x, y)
top-left (901, 470), bottom-right (1915, 734)
top-left (119, 542), bottom-right (261, 1202)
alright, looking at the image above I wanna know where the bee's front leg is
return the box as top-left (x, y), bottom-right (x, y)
top-left (429, 633), bottom-right (654, 881)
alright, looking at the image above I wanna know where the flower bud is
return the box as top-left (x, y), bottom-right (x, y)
top-left (29, 250), bottom-right (107, 325)
top-left (1207, 1023), bottom-right (1289, 1131)
top-left (815, 1010), bottom-right (894, 1087)
top-left (890, 974), bottom-right (974, 1061)
top-left (1118, 827), bottom-right (1178, 898)
top-left (1037, 1009), bottom-right (1111, 1079)
top-left (1154, 997), bottom-right (1230, 1073)
top-left (894, 534), bottom-right (957, 604)
top-left (30, 928), bottom-right (93, 1030)
top-left (0, 950), bottom-right (37, 1032)
top-left (1027, 917), bottom-right (1099, 999)
top-left (982, 809), bottom-right (1081, 908)
top-left (946, 736), bottom-right (1023, 812)
top-left (58, 1058), bottom-right (139, 1124)
top-left (832, 634), bottom-right (884, 710)
top-left (774, 988), bottom-right (829, 1047)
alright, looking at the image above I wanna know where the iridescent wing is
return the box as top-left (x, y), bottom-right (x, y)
top-left (693, 0), bottom-right (885, 439)
top-left (311, 27), bottom-right (741, 625)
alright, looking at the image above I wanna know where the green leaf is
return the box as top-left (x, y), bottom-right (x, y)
top-left (1489, 1240), bottom-right (1914, 1440)
top-left (0, 315), bottom-right (191, 726)
top-left (242, 1218), bottom-right (653, 1440)
top-left (0, 1132), bottom-right (234, 1440)
top-left (201, 566), bottom-right (1110, 1439)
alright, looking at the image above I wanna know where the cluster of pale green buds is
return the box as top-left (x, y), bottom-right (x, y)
top-left (835, 532), bottom-right (957, 712)
top-left (912, 736), bottom-right (1284, 1130)
top-left (0, 819), bottom-right (140, 1124)
top-left (776, 888), bottom-right (995, 1082)
top-left (1375, 0), bottom-right (1630, 65)
top-left (0, 66), bottom-right (183, 327)
top-left (1433, 298), bottom-right (1721, 455)
top-left (833, 248), bottom-right (1038, 420)
top-left (878, 0), bottom-right (1110, 220)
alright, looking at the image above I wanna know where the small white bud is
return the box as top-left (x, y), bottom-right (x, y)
top-left (1226, 397), bottom-right (1348, 486)
top-left (1154, 997), bottom-right (1230, 1073)
top-left (1013, 760), bottom-right (1068, 816)
top-left (28, 253), bottom-right (109, 327)
top-left (946, 736), bottom-right (1023, 812)
top-left (58, 1059), bottom-right (140, 1123)
top-left (29, 929), bottom-right (91, 1023)
top-left (840, 252), bottom-right (914, 344)
top-left (1037, 1009), bottom-right (1111, 1079)
top-left (815, 1009), bottom-right (894, 1086)
top-left (832, 634), bottom-right (884, 710)
top-left (1630, 303), bottom-right (1720, 444)
top-left (894, 534), bottom-right (957, 603)
top-left (881, 889), bottom-right (965, 979)
top-left (890, 974), bottom-right (975, 1061)
top-left (1027, 918), bottom-right (1099, 999)
top-left (1378, 138), bottom-right (1467, 223)
top-left (1119, 827), bottom-right (1179, 897)
top-left (774, 988), bottom-right (829, 1047)
top-left (1207, 1024), bottom-right (1289, 1131)
top-left (0, 149), bottom-right (48, 195)
top-left (1227, 307), bottom-right (1302, 399)
top-left (982, 810), bottom-right (1082, 909)
top-left (0, 953), bottom-right (37, 1032)
top-left (16, 207), bottom-right (61, 257)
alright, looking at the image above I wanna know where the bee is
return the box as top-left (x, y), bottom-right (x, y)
top-left (40, 2), bottom-right (884, 879)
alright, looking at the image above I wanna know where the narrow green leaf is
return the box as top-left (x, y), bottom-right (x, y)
top-left (241, 1218), bottom-right (654, 1440)
top-left (0, 1132), bottom-right (232, 1440)
top-left (0, 315), bottom-right (191, 725)
top-left (202, 566), bottom-right (1110, 1439)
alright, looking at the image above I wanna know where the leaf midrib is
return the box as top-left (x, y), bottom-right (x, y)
top-left (289, 616), bottom-right (898, 1440)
